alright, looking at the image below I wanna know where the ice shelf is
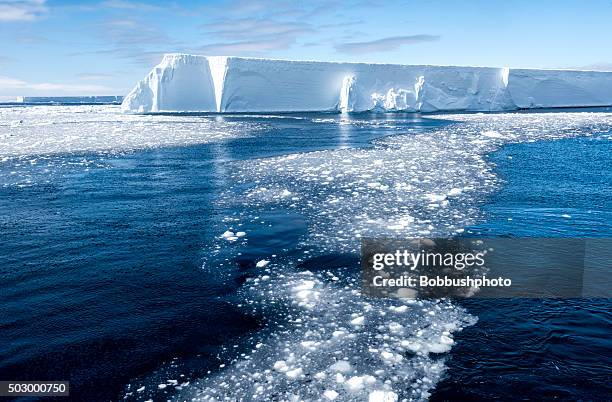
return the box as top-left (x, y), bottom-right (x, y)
top-left (122, 54), bottom-right (612, 113)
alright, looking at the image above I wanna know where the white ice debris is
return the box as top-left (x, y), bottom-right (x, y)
top-left (255, 259), bottom-right (270, 268)
top-left (329, 360), bottom-right (352, 373)
top-left (323, 389), bottom-right (339, 400)
top-left (221, 230), bottom-right (238, 241)
top-left (273, 360), bottom-right (288, 372)
top-left (482, 130), bottom-right (503, 138)
top-left (447, 188), bottom-right (463, 197)
top-left (286, 367), bottom-right (303, 379)
top-left (369, 390), bottom-right (399, 402)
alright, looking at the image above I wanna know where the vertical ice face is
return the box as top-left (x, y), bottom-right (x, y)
top-left (339, 76), bottom-right (356, 113)
top-left (220, 58), bottom-right (350, 112)
top-left (507, 69), bottom-right (612, 109)
top-left (501, 67), bottom-right (510, 87)
top-left (207, 56), bottom-right (228, 112)
top-left (121, 55), bottom-right (612, 113)
top-left (122, 54), bottom-right (217, 112)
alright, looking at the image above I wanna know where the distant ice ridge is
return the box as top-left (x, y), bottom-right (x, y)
top-left (122, 54), bottom-right (612, 113)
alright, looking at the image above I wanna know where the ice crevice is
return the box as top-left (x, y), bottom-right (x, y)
top-left (122, 54), bottom-right (612, 113)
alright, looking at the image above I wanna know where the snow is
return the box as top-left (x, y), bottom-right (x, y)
top-left (122, 54), bottom-right (612, 113)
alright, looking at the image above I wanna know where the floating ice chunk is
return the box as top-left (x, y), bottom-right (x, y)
top-left (380, 351), bottom-right (394, 361)
top-left (158, 384), bottom-right (167, 389)
top-left (396, 288), bottom-right (417, 299)
top-left (400, 340), bottom-right (420, 352)
top-left (447, 188), bottom-right (463, 196)
top-left (221, 230), bottom-right (238, 241)
top-left (425, 193), bottom-right (447, 202)
top-left (235, 231), bottom-right (246, 237)
top-left (388, 322), bottom-right (404, 334)
top-left (369, 390), bottom-right (399, 402)
top-left (256, 259), bottom-right (270, 268)
top-left (344, 375), bottom-right (376, 393)
top-left (329, 360), bottom-right (352, 373)
top-left (323, 389), bottom-right (339, 400)
top-left (136, 386), bottom-right (145, 392)
top-left (301, 340), bottom-right (318, 350)
top-left (286, 367), bottom-right (303, 379)
top-left (380, 350), bottom-right (403, 363)
top-left (402, 333), bottom-right (455, 355)
top-left (350, 316), bottom-right (365, 326)
top-left (389, 305), bottom-right (408, 313)
top-left (315, 372), bottom-right (327, 380)
top-left (273, 360), bottom-right (288, 372)
top-left (482, 130), bottom-right (503, 138)
top-left (561, 214), bottom-right (571, 218)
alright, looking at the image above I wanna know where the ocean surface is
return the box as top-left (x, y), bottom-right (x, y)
top-left (0, 106), bottom-right (610, 401)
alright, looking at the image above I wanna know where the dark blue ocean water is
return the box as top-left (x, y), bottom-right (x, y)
top-left (1, 111), bottom-right (611, 400)
top-left (430, 136), bottom-right (612, 400)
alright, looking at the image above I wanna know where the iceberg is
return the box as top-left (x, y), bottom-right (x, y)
top-left (122, 54), bottom-right (612, 113)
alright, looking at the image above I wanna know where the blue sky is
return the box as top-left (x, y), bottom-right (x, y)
top-left (0, 0), bottom-right (611, 96)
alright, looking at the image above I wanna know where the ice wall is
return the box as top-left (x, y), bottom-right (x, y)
top-left (121, 54), bottom-right (221, 113)
top-left (122, 54), bottom-right (612, 113)
top-left (508, 69), bottom-right (612, 109)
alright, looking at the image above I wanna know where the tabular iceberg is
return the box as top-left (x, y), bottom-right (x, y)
top-left (122, 54), bottom-right (612, 113)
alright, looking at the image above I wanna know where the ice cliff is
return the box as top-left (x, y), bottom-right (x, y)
top-left (122, 54), bottom-right (612, 113)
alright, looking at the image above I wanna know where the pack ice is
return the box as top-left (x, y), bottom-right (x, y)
top-left (122, 54), bottom-right (612, 113)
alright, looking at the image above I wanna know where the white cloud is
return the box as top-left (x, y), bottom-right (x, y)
top-left (0, 0), bottom-right (47, 22)
top-left (0, 75), bottom-right (118, 96)
top-left (336, 35), bottom-right (440, 54)
top-left (198, 17), bottom-right (314, 55)
top-left (198, 37), bottom-right (298, 55)
top-left (195, 0), bottom-right (349, 56)
top-left (100, 0), bottom-right (162, 10)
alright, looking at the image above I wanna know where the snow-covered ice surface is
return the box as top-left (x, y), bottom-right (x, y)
top-left (122, 55), bottom-right (612, 113)
top-left (168, 112), bottom-right (612, 402)
top-left (0, 105), bottom-right (255, 158)
top-left (0, 105), bottom-right (261, 188)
